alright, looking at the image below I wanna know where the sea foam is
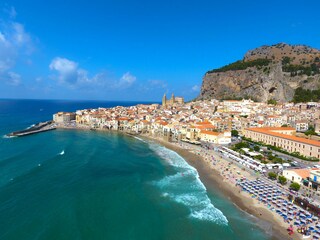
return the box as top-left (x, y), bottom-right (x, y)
top-left (149, 143), bottom-right (228, 225)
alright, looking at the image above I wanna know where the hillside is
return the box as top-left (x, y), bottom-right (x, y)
top-left (199, 43), bottom-right (320, 102)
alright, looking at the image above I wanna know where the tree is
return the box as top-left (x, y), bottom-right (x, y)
top-left (272, 157), bottom-right (283, 164)
top-left (281, 124), bottom-right (288, 127)
top-left (290, 182), bottom-right (301, 192)
top-left (268, 172), bottom-right (277, 180)
top-left (231, 130), bottom-right (239, 137)
top-left (282, 56), bottom-right (291, 65)
top-left (234, 141), bottom-right (249, 150)
top-left (267, 99), bottom-right (277, 105)
top-left (305, 126), bottom-right (316, 136)
top-left (253, 145), bottom-right (260, 152)
top-left (278, 175), bottom-right (287, 185)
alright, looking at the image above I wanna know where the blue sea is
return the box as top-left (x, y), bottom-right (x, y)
top-left (0, 99), bottom-right (272, 240)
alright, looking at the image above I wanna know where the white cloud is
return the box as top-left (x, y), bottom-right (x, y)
top-left (192, 85), bottom-right (200, 92)
top-left (7, 71), bottom-right (21, 86)
top-left (0, 10), bottom-right (34, 86)
top-left (118, 72), bottom-right (136, 87)
top-left (49, 57), bottom-right (79, 84)
top-left (49, 57), bottom-right (78, 73)
top-left (0, 32), bottom-right (6, 43)
top-left (12, 23), bottom-right (32, 47)
top-left (49, 57), bottom-right (110, 89)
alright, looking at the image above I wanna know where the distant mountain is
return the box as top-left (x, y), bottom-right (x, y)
top-left (199, 43), bottom-right (320, 102)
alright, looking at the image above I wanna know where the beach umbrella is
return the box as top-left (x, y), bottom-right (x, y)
top-left (294, 220), bottom-right (300, 225)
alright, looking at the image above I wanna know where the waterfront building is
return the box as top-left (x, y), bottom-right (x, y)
top-left (200, 130), bottom-right (231, 144)
top-left (244, 127), bottom-right (320, 159)
top-left (53, 112), bottom-right (76, 123)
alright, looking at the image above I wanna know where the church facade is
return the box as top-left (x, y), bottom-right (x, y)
top-left (162, 93), bottom-right (184, 107)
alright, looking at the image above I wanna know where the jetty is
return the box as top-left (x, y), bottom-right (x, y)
top-left (7, 121), bottom-right (56, 137)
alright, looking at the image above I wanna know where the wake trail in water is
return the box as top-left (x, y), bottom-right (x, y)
top-left (149, 143), bottom-right (228, 225)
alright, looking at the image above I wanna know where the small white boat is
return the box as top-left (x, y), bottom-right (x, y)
top-left (59, 150), bottom-right (65, 155)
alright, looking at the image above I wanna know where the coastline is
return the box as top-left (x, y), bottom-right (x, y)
top-left (140, 135), bottom-right (299, 240)
top-left (55, 126), bottom-right (298, 239)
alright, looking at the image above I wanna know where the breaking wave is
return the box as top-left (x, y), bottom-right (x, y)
top-left (149, 143), bottom-right (228, 225)
top-left (2, 135), bottom-right (16, 139)
top-left (133, 136), bottom-right (146, 143)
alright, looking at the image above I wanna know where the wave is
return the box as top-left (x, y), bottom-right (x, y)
top-left (2, 135), bottom-right (16, 139)
top-left (133, 136), bottom-right (146, 143)
top-left (26, 124), bottom-right (35, 129)
top-left (149, 143), bottom-right (228, 225)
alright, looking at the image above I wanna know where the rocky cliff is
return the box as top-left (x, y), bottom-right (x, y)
top-left (199, 43), bottom-right (320, 102)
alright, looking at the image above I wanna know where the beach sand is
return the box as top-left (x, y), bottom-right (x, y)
top-left (143, 136), bottom-right (300, 240)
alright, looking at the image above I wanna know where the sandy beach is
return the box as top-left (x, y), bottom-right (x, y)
top-left (142, 135), bottom-right (300, 240)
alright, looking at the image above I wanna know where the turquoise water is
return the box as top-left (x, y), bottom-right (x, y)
top-left (0, 100), bottom-right (272, 240)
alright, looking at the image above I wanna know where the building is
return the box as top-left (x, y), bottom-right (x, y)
top-left (315, 119), bottom-right (320, 134)
top-left (200, 130), bottom-right (231, 144)
top-left (244, 127), bottom-right (320, 159)
top-left (53, 112), bottom-right (76, 123)
top-left (162, 93), bottom-right (184, 107)
top-left (295, 120), bottom-right (309, 132)
top-left (309, 169), bottom-right (320, 190)
top-left (282, 169), bottom-right (312, 185)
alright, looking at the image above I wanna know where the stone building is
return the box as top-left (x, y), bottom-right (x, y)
top-left (162, 93), bottom-right (184, 107)
top-left (53, 112), bottom-right (76, 123)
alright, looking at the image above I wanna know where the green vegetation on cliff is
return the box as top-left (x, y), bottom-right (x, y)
top-left (293, 87), bottom-right (320, 103)
top-left (207, 58), bottom-right (271, 74)
top-left (281, 56), bottom-right (320, 76)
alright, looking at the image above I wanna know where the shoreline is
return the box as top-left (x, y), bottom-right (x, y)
top-left (140, 135), bottom-right (298, 240)
top-left (55, 127), bottom-right (297, 239)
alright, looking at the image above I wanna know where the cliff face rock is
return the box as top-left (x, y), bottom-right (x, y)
top-left (199, 43), bottom-right (320, 102)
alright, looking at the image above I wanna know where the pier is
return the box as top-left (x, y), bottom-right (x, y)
top-left (7, 121), bottom-right (56, 137)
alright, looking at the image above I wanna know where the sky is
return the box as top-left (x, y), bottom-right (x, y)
top-left (0, 0), bottom-right (320, 101)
